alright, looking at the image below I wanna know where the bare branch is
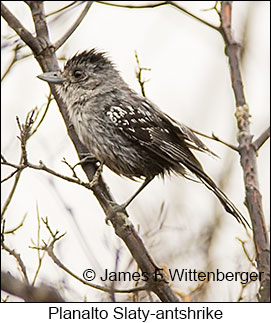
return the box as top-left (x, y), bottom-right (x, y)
top-left (29, 91), bottom-right (53, 138)
top-left (219, 1), bottom-right (270, 302)
top-left (1, 159), bottom-right (24, 218)
top-left (1, 271), bottom-right (64, 302)
top-left (167, 1), bottom-right (219, 32)
top-left (1, 168), bottom-right (20, 184)
top-left (191, 128), bottom-right (238, 151)
top-left (31, 205), bottom-right (50, 286)
top-left (4, 213), bottom-right (27, 235)
top-left (1, 2), bottom-right (41, 53)
top-left (1, 221), bottom-right (29, 284)
top-left (253, 127), bottom-right (270, 151)
top-left (1, 44), bottom-right (20, 82)
top-left (1, 109), bottom-right (50, 216)
top-left (36, 220), bottom-right (147, 295)
top-left (96, 1), bottom-right (168, 9)
top-left (1, 159), bottom-right (92, 189)
top-left (45, 240), bottom-right (147, 295)
top-left (54, 1), bottom-right (93, 50)
top-left (134, 51), bottom-right (151, 97)
top-left (46, 1), bottom-right (78, 17)
top-left (97, 1), bottom-right (220, 31)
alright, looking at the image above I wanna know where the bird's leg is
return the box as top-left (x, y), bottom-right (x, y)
top-left (78, 153), bottom-right (99, 166)
top-left (121, 176), bottom-right (155, 209)
top-left (106, 176), bottom-right (154, 224)
top-left (89, 162), bottom-right (104, 188)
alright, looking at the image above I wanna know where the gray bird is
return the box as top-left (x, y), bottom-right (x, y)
top-left (38, 49), bottom-right (250, 228)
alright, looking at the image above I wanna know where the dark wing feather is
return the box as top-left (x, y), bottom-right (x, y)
top-left (104, 97), bottom-right (250, 228)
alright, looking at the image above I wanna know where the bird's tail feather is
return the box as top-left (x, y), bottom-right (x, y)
top-left (181, 157), bottom-right (250, 228)
top-left (197, 172), bottom-right (251, 228)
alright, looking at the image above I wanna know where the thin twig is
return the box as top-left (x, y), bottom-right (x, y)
top-left (37, 221), bottom-right (147, 295)
top-left (96, 1), bottom-right (168, 9)
top-left (167, 1), bottom-right (220, 32)
top-left (1, 44), bottom-right (20, 81)
top-left (1, 3), bottom-right (41, 53)
top-left (134, 51), bottom-right (151, 97)
top-left (4, 213), bottom-right (27, 235)
top-left (1, 221), bottom-right (29, 284)
top-left (192, 129), bottom-right (238, 151)
top-left (236, 238), bottom-right (256, 268)
top-left (30, 91), bottom-right (53, 138)
top-left (31, 204), bottom-right (50, 286)
top-left (1, 156), bottom-right (24, 218)
top-left (61, 157), bottom-right (79, 178)
top-left (253, 127), bottom-right (270, 151)
top-left (1, 159), bottom-right (92, 189)
top-left (54, 1), bottom-right (93, 50)
top-left (96, 1), bottom-right (220, 31)
top-left (46, 1), bottom-right (79, 17)
top-left (46, 242), bottom-right (147, 294)
top-left (1, 168), bottom-right (20, 184)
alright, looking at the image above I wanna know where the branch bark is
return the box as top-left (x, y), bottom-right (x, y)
top-left (1, 271), bottom-right (64, 302)
top-left (1, 1), bottom-right (179, 302)
top-left (219, 1), bottom-right (270, 302)
top-left (54, 1), bottom-right (93, 50)
top-left (253, 127), bottom-right (270, 151)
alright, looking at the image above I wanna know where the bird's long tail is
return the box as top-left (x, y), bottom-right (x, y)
top-left (197, 172), bottom-right (251, 228)
top-left (180, 153), bottom-right (250, 228)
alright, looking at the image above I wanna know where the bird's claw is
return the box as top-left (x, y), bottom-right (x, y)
top-left (105, 202), bottom-right (128, 225)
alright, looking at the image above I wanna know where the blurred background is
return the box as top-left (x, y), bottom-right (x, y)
top-left (1, 1), bottom-right (270, 301)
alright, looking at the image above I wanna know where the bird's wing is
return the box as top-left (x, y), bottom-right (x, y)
top-left (162, 113), bottom-right (218, 157)
top-left (104, 99), bottom-right (204, 171)
top-left (104, 99), bottom-right (250, 228)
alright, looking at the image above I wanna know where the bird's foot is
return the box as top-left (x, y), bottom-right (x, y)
top-left (89, 163), bottom-right (104, 188)
top-left (105, 202), bottom-right (128, 225)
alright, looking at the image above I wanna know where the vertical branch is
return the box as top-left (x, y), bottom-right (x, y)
top-left (219, 1), bottom-right (270, 302)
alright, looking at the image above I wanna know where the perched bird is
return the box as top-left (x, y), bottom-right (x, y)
top-left (38, 49), bottom-right (249, 227)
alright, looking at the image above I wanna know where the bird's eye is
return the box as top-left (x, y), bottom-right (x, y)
top-left (73, 69), bottom-right (83, 78)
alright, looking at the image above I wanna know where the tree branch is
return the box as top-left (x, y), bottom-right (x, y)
top-left (2, 1), bottom-right (179, 302)
top-left (191, 128), bottom-right (238, 151)
top-left (1, 228), bottom-right (29, 284)
top-left (219, 1), bottom-right (270, 302)
top-left (54, 1), bottom-right (93, 50)
top-left (97, 1), bottom-right (220, 31)
top-left (1, 2), bottom-right (41, 54)
top-left (38, 231), bottom-right (148, 295)
top-left (253, 127), bottom-right (270, 151)
top-left (1, 271), bottom-right (64, 302)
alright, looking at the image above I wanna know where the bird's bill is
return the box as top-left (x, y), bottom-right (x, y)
top-left (37, 71), bottom-right (65, 84)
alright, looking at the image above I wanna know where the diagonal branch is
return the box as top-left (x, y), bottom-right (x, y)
top-left (54, 1), bottom-right (93, 50)
top-left (2, 1), bottom-right (179, 302)
top-left (97, 1), bottom-right (220, 31)
top-left (1, 271), bottom-right (64, 302)
top-left (167, 1), bottom-right (219, 32)
top-left (40, 233), bottom-right (148, 295)
top-left (253, 127), bottom-right (270, 151)
top-left (191, 128), bottom-right (238, 152)
top-left (1, 2), bottom-right (41, 53)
